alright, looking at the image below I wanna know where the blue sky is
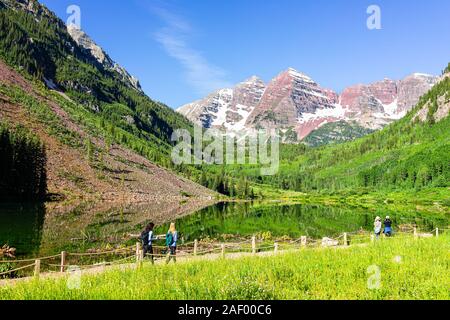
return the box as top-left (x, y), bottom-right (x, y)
top-left (41, 0), bottom-right (450, 109)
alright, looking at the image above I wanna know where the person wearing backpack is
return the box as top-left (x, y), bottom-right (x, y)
top-left (166, 222), bottom-right (178, 264)
top-left (147, 223), bottom-right (156, 264)
top-left (140, 223), bottom-right (156, 263)
top-left (374, 216), bottom-right (382, 239)
top-left (383, 216), bottom-right (393, 237)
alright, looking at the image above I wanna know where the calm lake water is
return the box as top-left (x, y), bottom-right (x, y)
top-left (0, 201), bottom-right (448, 259)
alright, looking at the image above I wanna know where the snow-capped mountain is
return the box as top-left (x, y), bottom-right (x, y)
top-left (178, 76), bottom-right (265, 131)
top-left (177, 68), bottom-right (438, 142)
top-left (339, 73), bottom-right (438, 130)
top-left (246, 68), bottom-right (341, 140)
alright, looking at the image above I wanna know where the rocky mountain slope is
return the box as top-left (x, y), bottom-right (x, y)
top-left (0, 0), bottom-right (191, 147)
top-left (178, 76), bottom-right (266, 131)
top-left (0, 0), bottom-right (216, 207)
top-left (66, 24), bottom-right (142, 92)
top-left (178, 68), bottom-right (437, 143)
top-left (0, 59), bottom-right (214, 205)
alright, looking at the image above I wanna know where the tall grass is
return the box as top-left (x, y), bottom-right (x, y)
top-left (1, 234), bottom-right (449, 300)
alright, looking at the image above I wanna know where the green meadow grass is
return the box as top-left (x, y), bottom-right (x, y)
top-left (1, 234), bottom-right (449, 300)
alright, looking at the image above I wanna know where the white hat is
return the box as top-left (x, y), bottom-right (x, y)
top-left (386, 216), bottom-right (390, 219)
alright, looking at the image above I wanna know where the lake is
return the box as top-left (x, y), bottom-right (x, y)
top-left (0, 201), bottom-right (448, 259)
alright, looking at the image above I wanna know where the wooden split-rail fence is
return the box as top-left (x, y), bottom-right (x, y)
top-left (0, 227), bottom-right (446, 281)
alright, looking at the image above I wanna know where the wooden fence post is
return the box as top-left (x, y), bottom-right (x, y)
top-left (194, 239), bottom-right (198, 256)
top-left (221, 244), bottom-right (225, 259)
top-left (251, 236), bottom-right (256, 254)
top-left (274, 242), bottom-right (278, 254)
top-left (60, 251), bottom-right (66, 273)
top-left (301, 236), bottom-right (307, 247)
top-left (136, 242), bottom-right (141, 263)
top-left (413, 227), bottom-right (417, 239)
top-left (34, 259), bottom-right (41, 278)
top-left (343, 233), bottom-right (348, 246)
top-left (436, 228), bottom-right (439, 238)
top-left (139, 249), bottom-right (144, 268)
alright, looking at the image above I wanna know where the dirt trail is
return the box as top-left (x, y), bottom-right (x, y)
top-left (0, 242), bottom-right (366, 288)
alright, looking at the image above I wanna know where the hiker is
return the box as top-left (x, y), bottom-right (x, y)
top-left (147, 222), bottom-right (156, 264)
top-left (166, 222), bottom-right (178, 264)
top-left (384, 216), bottom-right (393, 237)
top-left (140, 223), bottom-right (156, 263)
top-left (374, 216), bottom-right (382, 239)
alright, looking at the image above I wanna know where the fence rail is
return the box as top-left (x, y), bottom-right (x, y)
top-left (0, 226), bottom-right (447, 280)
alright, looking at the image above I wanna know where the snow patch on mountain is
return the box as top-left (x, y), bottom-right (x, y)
top-left (298, 104), bottom-right (347, 123)
top-left (211, 88), bottom-right (233, 126)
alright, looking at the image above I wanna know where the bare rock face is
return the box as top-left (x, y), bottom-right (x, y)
top-left (341, 84), bottom-right (382, 114)
top-left (340, 81), bottom-right (394, 129)
top-left (67, 24), bottom-right (108, 64)
top-left (397, 73), bottom-right (438, 114)
top-left (2, 0), bottom-right (143, 93)
top-left (67, 24), bottom-right (142, 92)
top-left (177, 68), bottom-right (438, 141)
top-left (227, 76), bottom-right (266, 130)
top-left (178, 76), bottom-right (266, 131)
top-left (369, 79), bottom-right (398, 105)
top-left (340, 75), bottom-right (437, 129)
top-left (246, 68), bottom-right (337, 133)
top-left (413, 79), bottom-right (450, 123)
top-left (177, 88), bottom-right (234, 129)
top-left (341, 79), bottom-right (397, 116)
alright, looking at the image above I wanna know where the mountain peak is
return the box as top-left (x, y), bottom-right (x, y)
top-left (284, 67), bottom-right (314, 83)
top-left (410, 72), bottom-right (435, 79)
top-left (241, 75), bottom-right (264, 85)
top-left (67, 24), bottom-right (108, 65)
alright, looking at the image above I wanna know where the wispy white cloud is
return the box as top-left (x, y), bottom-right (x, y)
top-left (151, 6), bottom-right (232, 96)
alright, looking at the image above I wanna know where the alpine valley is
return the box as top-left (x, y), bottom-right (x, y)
top-left (0, 0), bottom-right (450, 301)
top-left (0, 0), bottom-right (449, 204)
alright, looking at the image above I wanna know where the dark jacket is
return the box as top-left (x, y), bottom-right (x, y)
top-left (384, 219), bottom-right (392, 228)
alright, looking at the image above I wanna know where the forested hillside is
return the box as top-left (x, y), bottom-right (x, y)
top-left (303, 121), bottom-right (374, 147)
top-left (0, 0), bottom-right (219, 203)
top-left (0, 0), bottom-right (192, 164)
top-left (0, 122), bottom-right (46, 201)
top-left (0, 0), bottom-right (256, 197)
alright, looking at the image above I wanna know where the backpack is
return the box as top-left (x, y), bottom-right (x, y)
top-left (140, 231), bottom-right (149, 246)
top-left (165, 232), bottom-right (173, 246)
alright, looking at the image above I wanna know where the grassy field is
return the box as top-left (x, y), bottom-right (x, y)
top-left (1, 234), bottom-right (449, 300)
